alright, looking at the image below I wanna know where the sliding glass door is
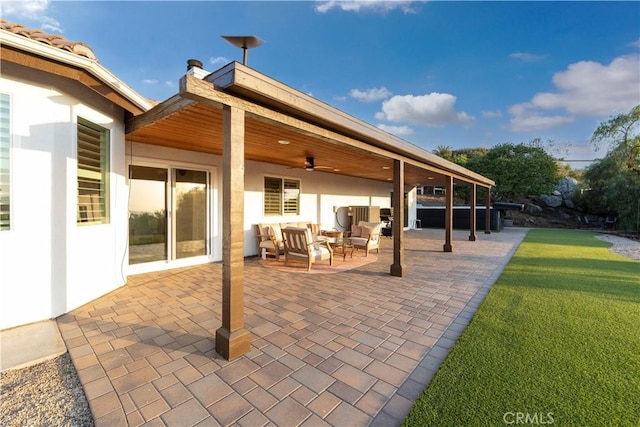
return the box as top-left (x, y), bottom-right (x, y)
top-left (129, 165), bottom-right (208, 265)
top-left (174, 169), bottom-right (207, 259)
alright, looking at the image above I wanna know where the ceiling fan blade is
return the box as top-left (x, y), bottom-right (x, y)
top-left (304, 156), bottom-right (314, 168)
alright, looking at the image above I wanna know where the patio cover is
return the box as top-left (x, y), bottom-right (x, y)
top-left (126, 61), bottom-right (495, 359)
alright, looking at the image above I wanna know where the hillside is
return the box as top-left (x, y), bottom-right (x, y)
top-left (417, 194), bottom-right (638, 241)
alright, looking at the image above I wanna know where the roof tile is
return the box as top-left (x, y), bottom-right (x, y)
top-left (1, 19), bottom-right (97, 61)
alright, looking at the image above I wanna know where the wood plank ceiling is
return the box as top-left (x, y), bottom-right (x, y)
top-left (126, 100), bottom-right (455, 187)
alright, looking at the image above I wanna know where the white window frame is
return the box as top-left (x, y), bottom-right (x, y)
top-left (264, 176), bottom-right (300, 216)
top-left (126, 156), bottom-right (218, 275)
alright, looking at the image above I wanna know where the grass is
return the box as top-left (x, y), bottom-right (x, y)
top-left (403, 229), bottom-right (640, 427)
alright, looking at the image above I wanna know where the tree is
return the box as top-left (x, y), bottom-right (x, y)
top-left (591, 104), bottom-right (640, 175)
top-left (466, 141), bottom-right (559, 201)
top-left (433, 145), bottom-right (453, 160)
top-left (578, 105), bottom-right (640, 230)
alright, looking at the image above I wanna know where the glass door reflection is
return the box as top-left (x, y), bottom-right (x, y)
top-left (174, 169), bottom-right (207, 259)
top-left (129, 166), bottom-right (168, 264)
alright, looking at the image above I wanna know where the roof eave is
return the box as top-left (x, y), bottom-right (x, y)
top-left (0, 30), bottom-right (154, 113)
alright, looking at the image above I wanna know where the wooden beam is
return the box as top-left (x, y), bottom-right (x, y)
top-left (126, 96), bottom-right (196, 133)
top-left (469, 183), bottom-right (477, 241)
top-left (443, 175), bottom-right (454, 252)
top-left (390, 159), bottom-right (405, 277)
top-left (1, 46), bottom-right (145, 114)
top-left (215, 105), bottom-right (250, 360)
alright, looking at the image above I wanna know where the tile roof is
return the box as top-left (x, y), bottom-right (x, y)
top-left (1, 20), bottom-right (97, 61)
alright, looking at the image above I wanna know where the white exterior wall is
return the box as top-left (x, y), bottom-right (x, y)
top-left (0, 76), bottom-right (127, 330)
top-left (0, 86), bottom-right (399, 330)
top-left (129, 143), bottom-right (395, 262)
top-left (243, 159), bottom-right (394, 256)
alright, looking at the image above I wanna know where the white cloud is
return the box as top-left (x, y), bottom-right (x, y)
top-left (209, 56), bottom-right (230, 68)
top-left (2, 0), bottom-right (49, 18)
top-left (142, 79), bottom-right (158, 85)
top-left (482, 109), bottom-right (503, 118)
top-left (314, 0), bottom-right (419, 14)
top-left (350, 86), bottom-right (392, 102)
top-left (377, 124), bottom-right (414, 136)
top-left (510, 52), bottom-right (547, 62)
top-left (509, 114), bottom-right (575, 133)
top-left (375, 92), bottom-right (474, 126)
top-left (2, 0), bottom-right (62, 33)
top-left (630, 39), bottom-right (640, 48)
top-left (510, 54), bottom-right (640, 131)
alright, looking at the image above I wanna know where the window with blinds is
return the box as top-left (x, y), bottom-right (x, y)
top-left (283, 179), bottom-right (300, 214)
top-left (264, 176), bottom-right (300, 215)
top-left (77, 118), bottom-right (109, 224)
top-left (0, 94), bottom-right (9, 231)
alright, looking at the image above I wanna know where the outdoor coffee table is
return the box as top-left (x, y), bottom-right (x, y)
top-left (328, 237), bottom-right (354, 260)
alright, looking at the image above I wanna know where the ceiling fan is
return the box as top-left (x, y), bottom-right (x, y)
top-left (292, 156), bottom-right (335, 172)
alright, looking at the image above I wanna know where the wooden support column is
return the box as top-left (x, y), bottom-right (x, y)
top-left (469, 183), bottom-right (477, 241)
top-left (443, 175), bottom-right (453, 252)
top-left (390, 159), bottom-right (405, 277)
top-left (216, 105), bottom-right (250, 360)
top-left (484, 186), bottom-right (492, 234)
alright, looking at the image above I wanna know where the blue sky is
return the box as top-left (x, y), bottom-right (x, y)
top-left (4, 1), bottom-right (639, 165)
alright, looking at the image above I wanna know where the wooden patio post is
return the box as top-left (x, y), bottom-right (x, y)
top-left (444, 175), bottom-right (453, 252)
top-left (485, 186), bottom-right (492, 234)
top-left (216, 105), bottom-right (250, 360)
top-left (469, 183), bottom-right (477, 241)
top-left (390, 159), bottom-right (405, 277)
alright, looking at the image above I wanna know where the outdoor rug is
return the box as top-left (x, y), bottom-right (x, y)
top-left (258, 253), bottom-right (378, 274)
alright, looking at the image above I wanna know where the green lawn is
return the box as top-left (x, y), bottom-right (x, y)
top-left (403, 229), bottom-right (640, 427)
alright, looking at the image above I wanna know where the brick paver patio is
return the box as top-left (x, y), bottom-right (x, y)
top-left (57, 228), bottom-right (528, 426)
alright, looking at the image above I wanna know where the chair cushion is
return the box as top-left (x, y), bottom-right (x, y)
top-left (303, 227), bottom-right (324, 250)
top-left (308, 223), bottom-right (321, 236)
top-left (270, 225), bottom-right (283, 242)
top-left (361, 225), bottom-right (374, 239)
top-left (310, 245), bottom-right (330, 258)
top-left (350, 237), bottom-right (368, 247)
top-left (351, 225), bottom-right (362, 237)
top-left (259, 240), bottom-right (275, 249)
top-left (259, 240), bottom-right (284, 250)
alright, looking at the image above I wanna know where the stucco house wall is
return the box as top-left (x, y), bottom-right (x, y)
top-left (127, 141), bottom-right (396, 274)
top-left (0, 86), bottom-right (398, 331)
top-left (0, 75), bottom-right (128, 330)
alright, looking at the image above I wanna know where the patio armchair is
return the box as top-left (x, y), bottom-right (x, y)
top-left (348, 221), bottom-right (382, 256)
top-left (281, 227), bottom-right (333, 271)
top-left (256, 223), bottom-right (285, 260)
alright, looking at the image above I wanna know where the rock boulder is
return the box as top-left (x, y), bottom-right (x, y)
top-left (540, 194), bottom-right (563, 208)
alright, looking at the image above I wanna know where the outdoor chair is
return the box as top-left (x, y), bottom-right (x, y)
top-left (348, 221), bottom-right (382, 256)
top-left (256, 223), bottom-right (285, 260)
top-left (282, 227), bottom-right (333, 271)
